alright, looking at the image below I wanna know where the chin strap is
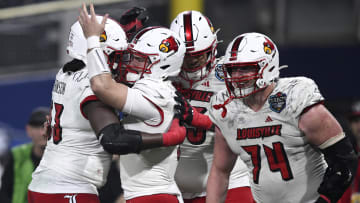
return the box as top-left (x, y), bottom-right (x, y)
top-left (213, 96), bottom-right (234, 118)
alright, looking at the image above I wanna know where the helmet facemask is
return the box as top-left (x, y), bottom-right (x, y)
top-left (109, 50), bottom-right (131, 85)
top-left (224, 62), bottom-right (266, 98)
top-left (180, 40), bottom-right (217, 83)
top-left (113, 47), bottom-right (159, 85)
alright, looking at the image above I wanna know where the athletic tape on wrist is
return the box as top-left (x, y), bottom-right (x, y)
top-left (87, 36), bottom-right (101, 50)
top-left (87, 48), bottom-right (110, 79)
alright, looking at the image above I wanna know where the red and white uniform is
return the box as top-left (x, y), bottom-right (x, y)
top-left (29, 68), bottom-right (112, 195)
top-left (119, 77), bottom-right (183, 202)
top-left (209, 77), bottom-right (327, 203)
top-left (174, 58), bottom-right (250, 199)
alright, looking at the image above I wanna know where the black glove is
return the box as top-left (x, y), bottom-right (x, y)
top-left (119, 7), bottom-right (149, 39)
top-left (174, 91), bottom-right (193, 125)
top-left (317, 163), bottom-right (352, 203)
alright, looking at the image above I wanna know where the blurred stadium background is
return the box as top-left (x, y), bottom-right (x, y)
top-left (0, 0), bottom-right (359, 146)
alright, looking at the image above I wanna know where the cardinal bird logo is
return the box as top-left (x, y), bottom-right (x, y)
top-left (100, 31), bottom-right (107, 42)
top-left (159, 36), bottom-right (179, 53)
top-left (263, 37), bottom-right (275, 55)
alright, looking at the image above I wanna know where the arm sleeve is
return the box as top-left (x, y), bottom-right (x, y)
top-left (122, 87), bottom-right (161, 121)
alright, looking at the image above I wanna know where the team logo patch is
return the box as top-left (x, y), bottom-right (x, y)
top-left (100, 31), bottom-right (107, 42)
top-left (159, 36), bottom-right (179, 53)
top-left (215, 63), bottom-right (225, 81)
top-left (268, 92), bottom-right (286, 113)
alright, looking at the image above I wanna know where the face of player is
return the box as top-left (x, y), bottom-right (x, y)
top-left (182, 52), bottom-right (207, 72)
top-left (126, 51), bottom-right (151, 74)
top-left (230, 65), bottom-right (258, 89)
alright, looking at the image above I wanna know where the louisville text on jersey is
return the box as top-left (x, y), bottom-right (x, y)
top-left (237, 125), bottom-right (282, 140)
top-left (183, 89), bottom-right (214, 102)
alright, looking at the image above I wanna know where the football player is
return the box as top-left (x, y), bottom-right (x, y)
top-left (27, 12), bottom-right (185, 203)
top-left (79, 4), bottom-right (187, 202)
top-left (170, 11), bottom-right (253, 203)
top-left (207, 32), bottom-right (357, 203)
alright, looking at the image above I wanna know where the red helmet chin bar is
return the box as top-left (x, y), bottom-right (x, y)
top-left (223, 61), bottom-right (266, 98)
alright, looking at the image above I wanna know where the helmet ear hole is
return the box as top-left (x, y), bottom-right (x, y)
top-left (160, 65), bottom-right (170, 70)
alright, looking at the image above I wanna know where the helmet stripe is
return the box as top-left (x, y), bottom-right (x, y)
top-left (183, 11), bottom-right (194, 51)
top-left (230, 36), bottom-right (244, 61)
top-left (132, 26), bottom-right (161, 44)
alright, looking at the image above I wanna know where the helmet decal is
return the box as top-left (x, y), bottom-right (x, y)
top-left (100, 31), bottom-right (107, 42)
top-left (159, 36), bottom-right (179, 53)
top-left (263, 37), bottom-right (275, 55)
top-left (229, 36), bottom-right (244, 61)
top-left (183, 11), bottom-right (195, 51)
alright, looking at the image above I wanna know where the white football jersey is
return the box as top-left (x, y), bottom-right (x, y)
top-left (209, 77), bottom-right (327, 203)
top-left (174, 58), bottom-right (250, 199)
top-left (29, 68), bottom-right (112, 194)
top-left (119, 78), bottom-right (183, 202)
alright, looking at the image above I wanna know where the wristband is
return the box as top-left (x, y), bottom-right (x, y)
top-left (87, 35), bottom-right (101, 50)
top-left (87, 48), bottom-right (111, 79)
top-left (191, 109), bottom-right (214, 130)
top-left (163, 118), bottom-right (186, 146)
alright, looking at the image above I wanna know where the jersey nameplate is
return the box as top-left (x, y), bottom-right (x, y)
top-left (237, 125), bottom-right (282, 140)
top-left (53, 79), bottom-right (66, 95)
top-left (183, 89), bottom-right (214, 102)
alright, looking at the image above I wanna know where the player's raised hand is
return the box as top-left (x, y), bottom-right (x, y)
top-left (78, 3), bottom-right (108, 38)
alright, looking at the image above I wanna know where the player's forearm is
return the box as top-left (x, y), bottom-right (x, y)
top-left (90, 74), bottom-right (128, 111)
top-left (206, 166), bottom-right (229, 203)
top-left (90, 73), bottom-right (112, 94)
top-left (140, 133), bottom-right (163, 150)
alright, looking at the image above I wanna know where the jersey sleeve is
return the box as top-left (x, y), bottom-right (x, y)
top-left (122, 87), bottom-right (162, 121)
top-left (79, 79), bottom-right (99, 119)
top-left (286, 77), bottom-right (324, 119)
